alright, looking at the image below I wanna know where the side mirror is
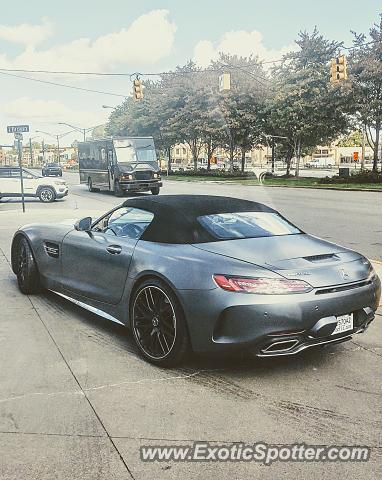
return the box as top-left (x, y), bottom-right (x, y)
top-left (74, 217), bottom-right (92, 232)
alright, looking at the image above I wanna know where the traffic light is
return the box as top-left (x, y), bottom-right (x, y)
top-left (219, 73), bottom-right (231, 91)
top-left (330, 55), bottom-right (347, 84)
top-left (133, 78), bottom-right (143, 100)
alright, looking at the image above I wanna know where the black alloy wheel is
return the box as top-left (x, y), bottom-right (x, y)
top-left (16, 238), bottom-right (41, 294)
top-left (131, 279), bottom-right (190, 366)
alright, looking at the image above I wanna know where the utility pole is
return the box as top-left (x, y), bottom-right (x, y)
top-left (56, 135), bottom-right (60, 164)
top-left (29, 138), bottom-right (33, 167)
top-left (42, 139), bottom-right (45, 163)
top-left (361, 125), bottom-right (366, 170)
top-left (271, 137), bottom-right (275, 174)
top-left (17, 137), bottom-right (26, 213)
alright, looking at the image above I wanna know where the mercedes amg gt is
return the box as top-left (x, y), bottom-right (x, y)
top-left (11, 195), bottom-right (381, 366)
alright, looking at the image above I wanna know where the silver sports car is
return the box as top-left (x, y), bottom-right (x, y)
top-left (11, 195), bottom-right (381, 366)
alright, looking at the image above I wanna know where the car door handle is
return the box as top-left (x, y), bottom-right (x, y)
top-left (106, 245), bottom-right (122, 255)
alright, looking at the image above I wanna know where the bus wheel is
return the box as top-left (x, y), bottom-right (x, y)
top-left (114, 180), bottom-right (124, 197)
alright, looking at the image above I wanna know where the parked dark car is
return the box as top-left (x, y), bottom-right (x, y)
top-left (42, 163), bottom-right (62, 177)
top-left (11, 195), bottom-right (381, 367)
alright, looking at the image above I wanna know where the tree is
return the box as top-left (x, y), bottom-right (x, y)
top-left (337, 130), bottom-right (367, 147)
top-left (349, 13), bottom-right (382, 171)
top-left (268, 28), bottom-right (350, 176)
top-left (212, 54), bottom-right (269, 172)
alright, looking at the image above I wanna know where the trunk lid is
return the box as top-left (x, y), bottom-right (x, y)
top-left (193, 234), bottom-right (371, 288)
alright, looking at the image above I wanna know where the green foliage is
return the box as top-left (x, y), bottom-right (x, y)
top-left (348, 14), bottom-right (382, 170)
top-left (167, 169), bottom-right (255, 178)
top-left (319, 170), bottom-right (382, 184)
top-left (336, 130), bottom-right (366, 147)
top-left (267, 28), bottom-right (350, 176)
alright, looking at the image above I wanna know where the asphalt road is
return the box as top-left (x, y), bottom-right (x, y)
top-left (0, 171), bottom-right (381, 479)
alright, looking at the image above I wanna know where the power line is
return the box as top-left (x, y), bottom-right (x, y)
top-left (0, 70), bottom-right (126, 97)
top-left (0, 40), bottom-right (377, 80)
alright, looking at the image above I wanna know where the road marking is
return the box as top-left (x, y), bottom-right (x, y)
top-left (370, 259), bottom-right (382, 265)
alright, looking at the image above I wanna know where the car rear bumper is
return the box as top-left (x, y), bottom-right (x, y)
top-left (179, 274), bottom-right (381, 355)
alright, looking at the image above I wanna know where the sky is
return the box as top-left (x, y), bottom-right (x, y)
top-left (0, 0), bottom-right (380, 146)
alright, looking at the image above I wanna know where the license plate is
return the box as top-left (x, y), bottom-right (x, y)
top-left (332, 314), bottom-right (354, 335)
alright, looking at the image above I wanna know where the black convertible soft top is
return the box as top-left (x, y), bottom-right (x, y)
top-left (123, 195), bottom-right (275, 244)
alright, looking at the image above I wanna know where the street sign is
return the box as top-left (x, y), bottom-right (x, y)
top-left (7, 125), bottom-right (29, 133)
top-left (353, 151), bottom-right (359, 162)
top-left (14, 133), bottom-right (23, 140)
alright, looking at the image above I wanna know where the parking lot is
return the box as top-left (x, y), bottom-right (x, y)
top-left (0, 177), bottom-right (381, 479)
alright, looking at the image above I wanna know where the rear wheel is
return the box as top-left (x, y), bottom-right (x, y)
top-left (38, 187), bottom-right (56, 203)
top-left (151, 186), bottom-right (160, 195)
top-left (88, 178), bottom-right (97, 192)
top-left (16, 238), bottom-right (42, 294)
top-left (130, 279), bottom-right (190, 367)
top-left (114, 180), bottom-right (124, 197)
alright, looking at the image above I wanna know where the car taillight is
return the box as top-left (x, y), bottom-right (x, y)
top-left (213, 275), bottom-right (313, 294)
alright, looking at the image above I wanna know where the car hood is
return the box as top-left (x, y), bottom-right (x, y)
top-left (193, 234), bottom-right (372, 288)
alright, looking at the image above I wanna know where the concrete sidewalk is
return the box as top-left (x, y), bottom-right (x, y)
top-left (0, 212), bottom-right (381, 479)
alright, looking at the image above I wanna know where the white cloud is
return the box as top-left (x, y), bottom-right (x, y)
top-left (193, 29), bottom-right (295, 67)
top-left (0, 10), bottom-right (176, 72)
top-left (0, 18), bottom-right (53, 47)
top-left (2, 97), bottom-right (109, 127)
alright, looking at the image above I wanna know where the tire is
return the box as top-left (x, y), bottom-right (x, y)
top-left (16, 237), bottom-right (42, 294)
top-left (42, 172), bottom-right (46, 177)
top-left (88, 178), bottom-right (96, 192)
top-left (114, 180), bottom-right (124, 197)
top-left (151, 186), bottom-right (160, 195)
top-left (38, 187), bottom-right (56, 203)
top-left (130, 278), bottom-right (190, 367)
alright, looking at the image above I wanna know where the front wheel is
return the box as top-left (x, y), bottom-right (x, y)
top-left (16, 238), bottom-right (42, 294)
top-left (151, 186), bottom-right (160, 195)
top-left (38, 187), bottom-right (56, 203)
top-left (114, 180), bottom-right (124, 197)
top-left (130, 279), bottom-right (190, 367)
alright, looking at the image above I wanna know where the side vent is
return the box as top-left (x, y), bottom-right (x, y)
top-left (44, 242), bottom-right (59, 258)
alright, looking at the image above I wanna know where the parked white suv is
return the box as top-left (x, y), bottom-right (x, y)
top-left (0, 167), bottom-right (68, 203)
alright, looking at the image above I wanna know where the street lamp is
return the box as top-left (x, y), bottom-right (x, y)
top-left (35, 130), bottom-right (75, 165)
top-left (27, 135), bottom-right (40, 167)
top-left (58, 122), bottom-right (105, 141)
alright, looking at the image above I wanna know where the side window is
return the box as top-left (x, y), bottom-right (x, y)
top-left (22, 170), bottom-right (34, 179)
top-left (0, 169), bottom-right (10, 178)
top-left (93, 207), bottom-right (154, 239)
top-left (10, 169), bottom-right (20, 178)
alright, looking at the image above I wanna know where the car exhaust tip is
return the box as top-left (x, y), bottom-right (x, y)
top-left (261, 339), bottom-right (300, 354)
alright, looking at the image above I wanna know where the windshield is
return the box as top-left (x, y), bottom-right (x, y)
top-left (113, 139), bottom-right (156, 163)
top-left (198, 212), bottom-right (301, 240)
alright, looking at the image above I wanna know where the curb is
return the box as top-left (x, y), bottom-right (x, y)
top-left (165, 179), bottom-right (382, 192)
